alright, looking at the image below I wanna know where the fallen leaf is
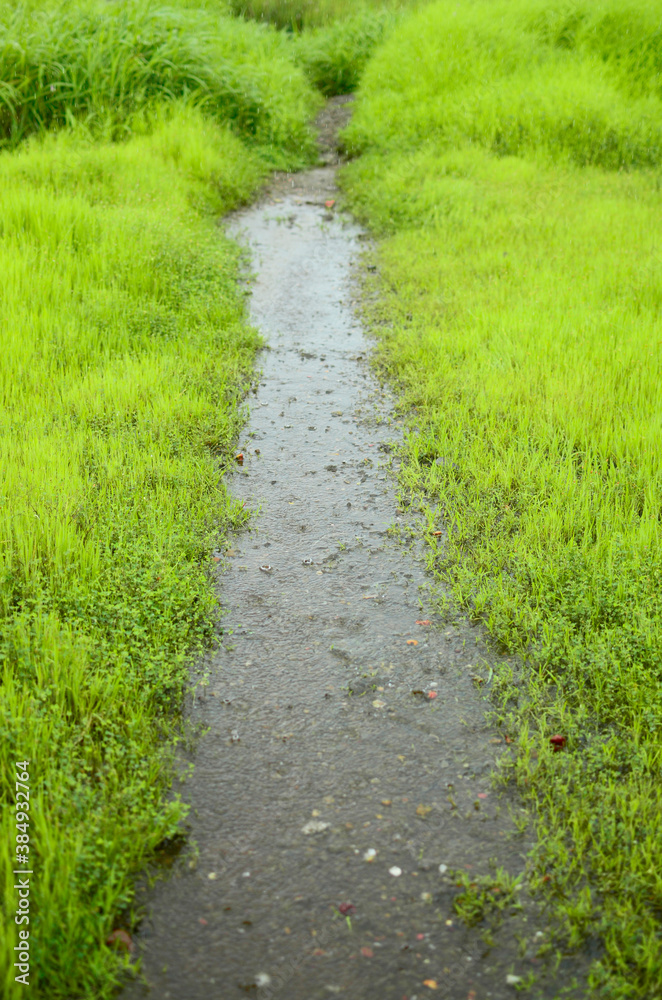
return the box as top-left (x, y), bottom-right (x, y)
top-left (416, 804), bottom-right (432, 818)
top-left (550, 734), bottom-right (566, 751)
top-left (199, 917), bottom-right (208, 925)
top-left (416, 620), bottom-right (432, 626)
top-left (106, 929), bottom-right (133, 952)
top-left (381, 799), bottom-right (392, 806)
top-left (416, 933), bottom-right (425, 940)
top-left (338, 903), bottom-right (356, 916)
top-left (372, 699), bottom-right (386, 708)
top-left (407, 639), bottom-right (418, 646)
top-left (325, 199), bottom-right (336, 209)
top-left (477, 792), bottom-right (488, 799)
top-left (423, 980), bottom-right (439, 990)
top-left (428, 691), bottom-right (438, 700)
top-left (312, 948), bottom-right (327, 956)
top-left (505, 735), bottom-right (513, 744)
top-left (432, 531), bottom-right (443, 537)
top-left (361, 947), bottom-right (374, 958)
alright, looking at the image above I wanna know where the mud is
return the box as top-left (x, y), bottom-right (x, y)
top-left (121, 102), bottom-right (586, 1000)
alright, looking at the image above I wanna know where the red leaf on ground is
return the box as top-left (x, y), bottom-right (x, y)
top-left (325, 199), bottom-right (336, 209)
top-left (361, 947), bottom-right (374, 958)
top-left (106, 929), bottom-right (133, 952)
top-left (338, 903), bottom-right (356, 916)
top-left (416, 620), bottom-right (432, 626)
top-left (428, 691), bottom-right (438, 699)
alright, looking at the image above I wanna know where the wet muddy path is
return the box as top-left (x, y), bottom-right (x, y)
top-left (123, 106), bottom-right (581, 1000)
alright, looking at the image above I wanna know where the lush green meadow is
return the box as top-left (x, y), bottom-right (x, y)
top-left (341, 1), bottom-right (662, 995)
top-left (3, 0), bottom-right (662, 995)
top-left (0, 2), bottom-right (321, 996)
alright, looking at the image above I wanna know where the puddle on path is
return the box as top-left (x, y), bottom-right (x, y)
top-left (122, 114), bottom-right (585, 1000)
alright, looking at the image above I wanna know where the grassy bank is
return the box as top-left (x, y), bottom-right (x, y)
top-left (341, 1), bottom-right (662, 995)
top-left (0, 1), bottom-right (321, 995)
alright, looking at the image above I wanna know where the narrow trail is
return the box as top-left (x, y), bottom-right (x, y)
top-left (123, 102), bottom-right (580, 1000)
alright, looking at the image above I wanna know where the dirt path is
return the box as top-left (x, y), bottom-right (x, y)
top-left (122, 101), bottom-right (582, 1000)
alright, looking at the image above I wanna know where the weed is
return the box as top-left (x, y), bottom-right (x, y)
top-left (452, 867), bottom-right (524, 929)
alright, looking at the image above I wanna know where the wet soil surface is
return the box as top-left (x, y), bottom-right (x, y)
top-left (122, 102), bottom-right (586, 1000)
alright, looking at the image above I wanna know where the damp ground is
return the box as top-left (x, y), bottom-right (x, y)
top-left (121, 101), bottom-right (587, 1000)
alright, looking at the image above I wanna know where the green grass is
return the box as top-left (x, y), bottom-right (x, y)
top-left (0, 0), bottom-right (320, 165)
top-left (0, 0), bottom-right (325, 993)
top-left (341, 1), bottom-right (662, 995)
top-left (293, 7), bottom-right (396, 95)
top-left (229, 0), bottom-right (427, 98)
top-left (228, 0), bottom-right (422, 30)
top-left (0, 105), bottom-right (268, 1000)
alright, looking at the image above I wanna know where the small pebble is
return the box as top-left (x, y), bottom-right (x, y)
top-left (302, 820), bottom-right (330, 835)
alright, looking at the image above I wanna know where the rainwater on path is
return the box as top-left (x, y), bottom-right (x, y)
top-left (122, 107), bottom-right (585, 1000)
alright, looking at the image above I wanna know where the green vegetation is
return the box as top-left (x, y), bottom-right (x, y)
top-left (0, 2), bottom-right (322, 996)
top-left (341, 1), bottom-right (662, 995)
top-left (5, 0), bottom-right (662, 994)
top-left (0, 110), bottom-right (261, 1000)
top-left (229, 0), bottom-right (420, 31)
top-left (293, 8), bottom-right (394, 96)
top-left (0, 0), bottom-right (319, 164)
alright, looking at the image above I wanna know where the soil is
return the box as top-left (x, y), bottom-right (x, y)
top-left (120, 99), bottom-right (588, 1000)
